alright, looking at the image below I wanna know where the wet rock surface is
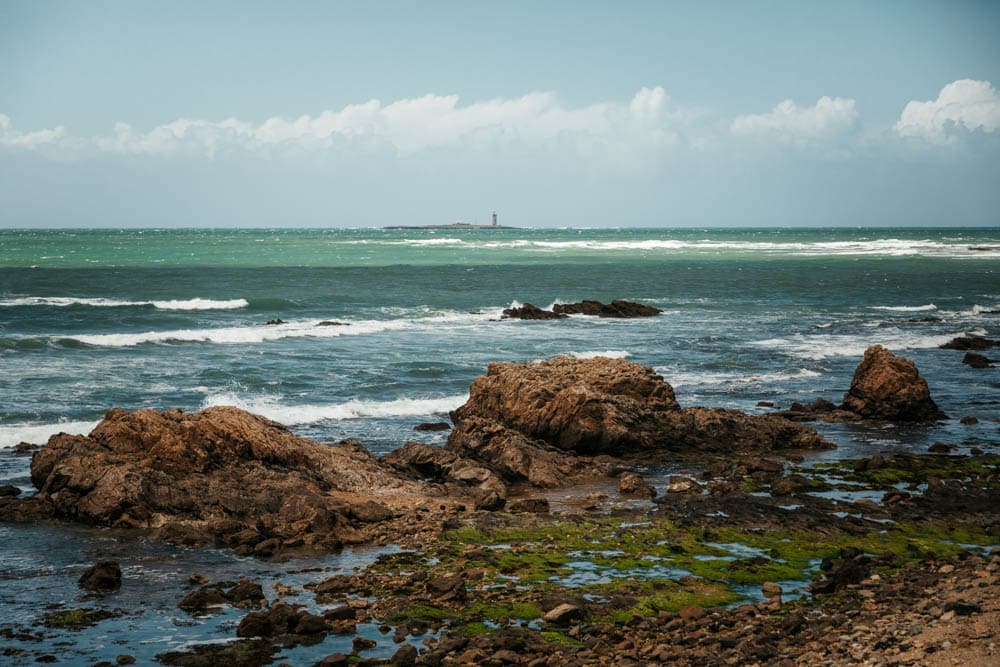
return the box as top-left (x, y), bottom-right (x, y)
top-left (502, 299), bottom-right (661, 320)
top-left (78, 561), bottom-right (122, 594)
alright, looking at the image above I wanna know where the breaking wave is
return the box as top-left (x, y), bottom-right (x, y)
top-left (0, 420), bottom-right (99, 448)
top-left (750, 328), bottom-right (985, 360)
top-left (200, 393), bottom-right (467, 426)
top-left (0, 297), bottom-right (249, 310)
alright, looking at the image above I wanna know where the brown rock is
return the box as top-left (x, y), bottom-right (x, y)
top-left (0, 485), bottom-right (21, 497)
top-left (508, 498), bottom-right (550, 514)
top-left (542, 603), bottom-right (584, 624)
top-left (414, 421), bottom-right (451, 431)
top-left (78, 560), bottom-right (122, 594)
top-left (840, 345), bottom-right (947, 421)
top-left (665, 476), bottom-right (702, 495)
top-left (17, 407), bottom-right (464, 557)
top-left (960, 416), bottom-right (979, 425)
top-left (678, 605), bottom-right (704, 620)
top-left (449, 357), bottom-right (830, 456)
top-left (618, 472), bottom-right (657, 498)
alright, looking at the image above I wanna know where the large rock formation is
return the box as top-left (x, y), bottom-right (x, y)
top-left (840, 345), bottom-right (947, 422)
top-left (448, 357), bottom-right (831, 457)
top-left (7, 407), bottom-right (465, 557)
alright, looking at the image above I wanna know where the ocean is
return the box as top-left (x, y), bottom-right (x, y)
top-left (0, 226), bottom-right (998, 663)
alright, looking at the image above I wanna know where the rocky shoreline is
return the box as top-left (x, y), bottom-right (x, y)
top-left (0, 346), bottom-right (997, 665)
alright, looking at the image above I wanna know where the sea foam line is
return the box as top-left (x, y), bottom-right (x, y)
top-left (59, 312), bottom-right (493, 347)
top-left (750, 328), bottom-right (985, 360)
top-left (0, 297), bottom-right (249, 310)
top-left (871, 304), bottom-right (937, 312)
top-left (0, 420), bottom-right (99, 448)
top-left (201, 393), bottom-right (467, 425)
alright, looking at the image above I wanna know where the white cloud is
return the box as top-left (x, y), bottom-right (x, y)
top-left (0, 114), bottom-right (66, 149)
top-left (730, 96), bottom-right (859, 144)
top-left (894, 79), bottom-right (1000, 142)
top-left (81, 87), bottom-right (681, 158)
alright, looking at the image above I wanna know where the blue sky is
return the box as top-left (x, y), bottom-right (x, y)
top-left (1, 0), bottom-right (999, 227)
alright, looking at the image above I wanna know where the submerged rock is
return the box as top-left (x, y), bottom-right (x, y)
top-left (840, 345), bottom-right (947, 421)
top-left (78, 561), bottom-right (122, 594)
top-left (940, 335), bottom-right (999, 351)
top-left (962, 352), bottom-right (995, 368)
top-left (501, 303), bottom-right (566, 320)
top-left (449, 356), bottom-right (831, 456)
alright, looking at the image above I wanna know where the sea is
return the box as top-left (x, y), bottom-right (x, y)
top-left (0, 226), bottom-right (997, 663)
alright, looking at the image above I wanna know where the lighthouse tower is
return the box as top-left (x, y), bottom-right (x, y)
top-left (491, 211), bottom-right (498, 227)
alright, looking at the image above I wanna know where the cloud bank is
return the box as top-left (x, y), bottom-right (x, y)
top-left (894, 79), bottom-right (1000, 142)
top-left (2, 80), bottom-right (998, 162)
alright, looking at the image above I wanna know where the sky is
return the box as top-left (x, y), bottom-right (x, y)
top-left (1, 0), bottom-right (999, 228)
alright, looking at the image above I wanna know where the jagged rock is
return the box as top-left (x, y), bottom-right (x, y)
top-left (78, 561), bottom-right (122, 594)
top-left (940, 336), bottom-right (999, 351)
top-left (840, 346), bottom-right (947, 422)
top-left (264, 319), bottom-right (286, 325)
top-left (501, 303), bottom-right (566, 320)
top-left (0, 485), bottom-right (20, 497)
top-left (665, 476), bottom-right (702, 495)
top-left (450, 357), bottom-right (830, 456)
top-left (390, 643), bottom-right (419, 665)
top-left (12, 407), bottom-right (465, 557)
top-left (962, 352), bottom-right (994, 368)
top-left (618, 472), bottom-right (657, 498)
top-left (551, 300), bottom-right (662, 318)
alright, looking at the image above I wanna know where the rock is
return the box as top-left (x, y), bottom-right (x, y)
top-left (264, 319), bottom-right (286, 325)
top-left (449, 357), bottom-right (831, 457)
top-left (618, 472), bottom-right (657, 498)
top-left (0, 485), bottom-right (21, 497)
top-left (115, 656), bottom-right (136, 665)
top-left (413, 422), bottom-right (451, 432)
top-left (810, 549), bottom-right (873, 595)
top-left (294, 612), bottom-right (328, 634)
top-left (501, 303), bottom-right (567, 320)
top-left (390, 643), bottom-right (419, 665)
top-left (928, 443), bottom-right (955, 453)
top-left (551, 300), bottom-right (662, 318)
top-left (756, 401), bottom-right (775, 408)
top-left (962, 352), bottom-right (994, 368)
top-left (12, 442), bottom-right (40, 456)
top-left (942, 600), bottom-right (981, 616)
top-left (840, 345), bottom-right (947, 421)
top-left (227, 579), bottom-right (265, 607)
top-left (542, 603), bottom-right (583, 624)
top-left (678, 605), bottom-right (704, 620)
top-left (426, 573), bottom-right (466, 602)
top-left (16, 407), bottom-right (458, 557)
top-left (352, 637), bottom-right (377, 653)
top-left (508, 498), bottom-right (550, 514)
top-left (665, 476), bottom-right (702, 495)
top-left (324, 605), bottom-right (356, 622)
top-left (960, 416), bottom-right (979, 425)
top-left (316, 654), bottom-right (349, 667)
top-left (317, 321), bottom-right (350, 327)
top-left (761, 582), bottom-right (782, 600)
top-left (940, 336), bottom-right (999, 351)
top-left (78, 561), bottom-right (122, 594)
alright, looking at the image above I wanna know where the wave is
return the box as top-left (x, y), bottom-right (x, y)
top-left (200, 393), bottom-right (467, 426)
top-left (0, 297), bottom-right (249, 310)
top-left (0, 420), bottom-right (99, 448)
top-left (563, 350), bottom-right (631, 360)
top-left (659, 368), bottom-right (821, 389)
top-left (56, 312), bottom-right (492, 348)
top-left (871, 304), bottom-right (937, 312)
top-left (750, 328), bottom-right (985, 360)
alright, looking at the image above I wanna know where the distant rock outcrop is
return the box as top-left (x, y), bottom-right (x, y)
top-left (840, 345), bottom-right (947, 422)
top-left (502, 300), bottom-right (661, 320)
top-left (447, 356), bottom-right (831, 457)
top-left (940, 336), bottom-right (998, 351)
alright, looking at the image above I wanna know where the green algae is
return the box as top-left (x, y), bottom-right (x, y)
top-left (42, 608), bottom-right (120, 630)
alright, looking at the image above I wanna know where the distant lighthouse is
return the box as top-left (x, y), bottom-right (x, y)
top-left (491, 211), bottom-right (498, 227)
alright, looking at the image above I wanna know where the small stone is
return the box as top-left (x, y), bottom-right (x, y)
top-left (938, 564), bottom-right (955, 574)
top-left (679, 605), bottom-right (704, 621)
top-left (940, 610), bottom-right (955, 622)
top-left (543, 603), bottom-right (583, 625)
top-left (352, 636), bottom-right (377, 653)
top-left (761, 582), bottom-right (782, 599)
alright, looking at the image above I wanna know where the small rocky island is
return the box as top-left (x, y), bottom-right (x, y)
top-left (1, 347), bottom-right (996, 666)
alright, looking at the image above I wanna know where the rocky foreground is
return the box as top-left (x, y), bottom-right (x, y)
top-left (0, 346), bottom-right (996, 665)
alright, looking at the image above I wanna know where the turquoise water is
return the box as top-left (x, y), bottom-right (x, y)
top-left (0, 226), bottom-right (997, 662)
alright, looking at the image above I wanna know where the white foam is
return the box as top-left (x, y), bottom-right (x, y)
top-left (0, 297), bottom-right (249, 310)
top-left (0, 420), bottom-right (99, 448)
top-left (201, 393), bottom-right (467, 426)
top-left (60, 312), bottom-right (490, 347)
top-left (564, 350), bottom-right (631, 360)
top-left (660, 368), bottom-right (821, 388)
top-left (750, 328), bottom-right (985, 360)
top-left (871, 304), bottom-right (937, 312)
